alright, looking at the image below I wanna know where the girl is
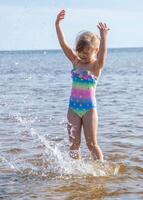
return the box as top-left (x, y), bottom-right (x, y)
top-left (55, 10), bottom-right (109, 161)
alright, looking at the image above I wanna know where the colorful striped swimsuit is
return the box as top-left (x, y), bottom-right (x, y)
top-left (69, 66), bottom-right (98, 118)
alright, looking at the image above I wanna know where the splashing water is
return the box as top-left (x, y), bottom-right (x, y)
top-left (0, 155), bottom-right (17, 171)
top-left (2, 115), bottom-right (120, 178)
top-left (29, 127), bottom-right (120, 177)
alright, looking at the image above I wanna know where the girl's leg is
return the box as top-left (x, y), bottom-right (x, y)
top-left (67, 108), bottom-right (82, 159)
top-left (82, 109), bottom-right (104, 161)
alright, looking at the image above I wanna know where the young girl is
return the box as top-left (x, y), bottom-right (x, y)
top-left (55, 10), bottom-right (109, 161)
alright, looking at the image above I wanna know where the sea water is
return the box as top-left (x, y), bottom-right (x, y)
top-left (0, 48), bottom-right (143, 199)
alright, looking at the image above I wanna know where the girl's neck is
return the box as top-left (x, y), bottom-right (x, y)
top-left (78, 58), bottom-right (96, 65)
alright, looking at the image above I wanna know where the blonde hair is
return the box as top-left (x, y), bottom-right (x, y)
top-left (75, 31), bottom-right (100, 53)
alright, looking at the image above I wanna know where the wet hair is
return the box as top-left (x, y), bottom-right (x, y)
top-left (75, 31), bottom-right (100, 53)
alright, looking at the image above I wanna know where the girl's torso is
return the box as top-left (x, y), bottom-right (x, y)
top-left (69, 65), bottom-right (98, 117)
top-left (70, 65), bottom-right (98, 93)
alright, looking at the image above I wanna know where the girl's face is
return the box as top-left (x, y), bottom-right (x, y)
top-left (77, 48), bottom-right (98, 63)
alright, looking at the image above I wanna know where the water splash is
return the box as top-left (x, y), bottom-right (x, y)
top-left (0, 155), bottom-right (20, 172)
top-left (30, 128), bottom-right (120, 177)
top-left (12, 114), bottom-right (120, 178)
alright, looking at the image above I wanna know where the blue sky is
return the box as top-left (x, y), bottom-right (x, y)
top-left (0, 0), bottom-right (143, 50)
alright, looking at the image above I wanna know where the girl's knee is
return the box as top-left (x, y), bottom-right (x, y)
top-left (66, 120), bottom-right (82, 155)
top-left (70, 140), bottom-right (81, 149)
top-left (67, 121), bottom-right (77, 134)
top-left (86, 141), bottom-right (99, 151)
top-left (67, 122), bottom-right (81, 141)
top-left (86, 142), bottom-right (104, 160)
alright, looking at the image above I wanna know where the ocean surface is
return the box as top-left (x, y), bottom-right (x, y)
top-left (0, 48), bottom-right (143, 200)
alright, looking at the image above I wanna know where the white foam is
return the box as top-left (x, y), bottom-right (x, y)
top-left (13, 115), bottom-right (120, 178)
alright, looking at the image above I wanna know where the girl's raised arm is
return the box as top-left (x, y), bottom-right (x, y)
top-left (55, 10), bottom-right (77, 64)
top-left (96, 22), bottom-right (110, 71)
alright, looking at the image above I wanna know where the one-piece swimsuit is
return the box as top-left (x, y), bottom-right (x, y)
top-left (69, 65), bottom-right (98, 118)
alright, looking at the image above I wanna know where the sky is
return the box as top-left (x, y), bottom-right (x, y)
top-left (0, 0), bottom-right (143, 50)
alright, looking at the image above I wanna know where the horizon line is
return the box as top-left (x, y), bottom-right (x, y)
top-left (0, 46), bottom-right (143, 52)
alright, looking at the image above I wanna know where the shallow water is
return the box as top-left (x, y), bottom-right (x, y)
top-left (0, 48), bottom-right (143, 199)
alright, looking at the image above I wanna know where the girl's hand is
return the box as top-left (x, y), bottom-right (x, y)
top-left (55, 10), bottom-right (66, 25)
top-left (97, 22), bottom-right (110, 38)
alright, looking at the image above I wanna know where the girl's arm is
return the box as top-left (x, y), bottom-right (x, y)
top-left (96, 22), bottom-right (110, 71)
top-left (55, 10), bottom-right (77, 64)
